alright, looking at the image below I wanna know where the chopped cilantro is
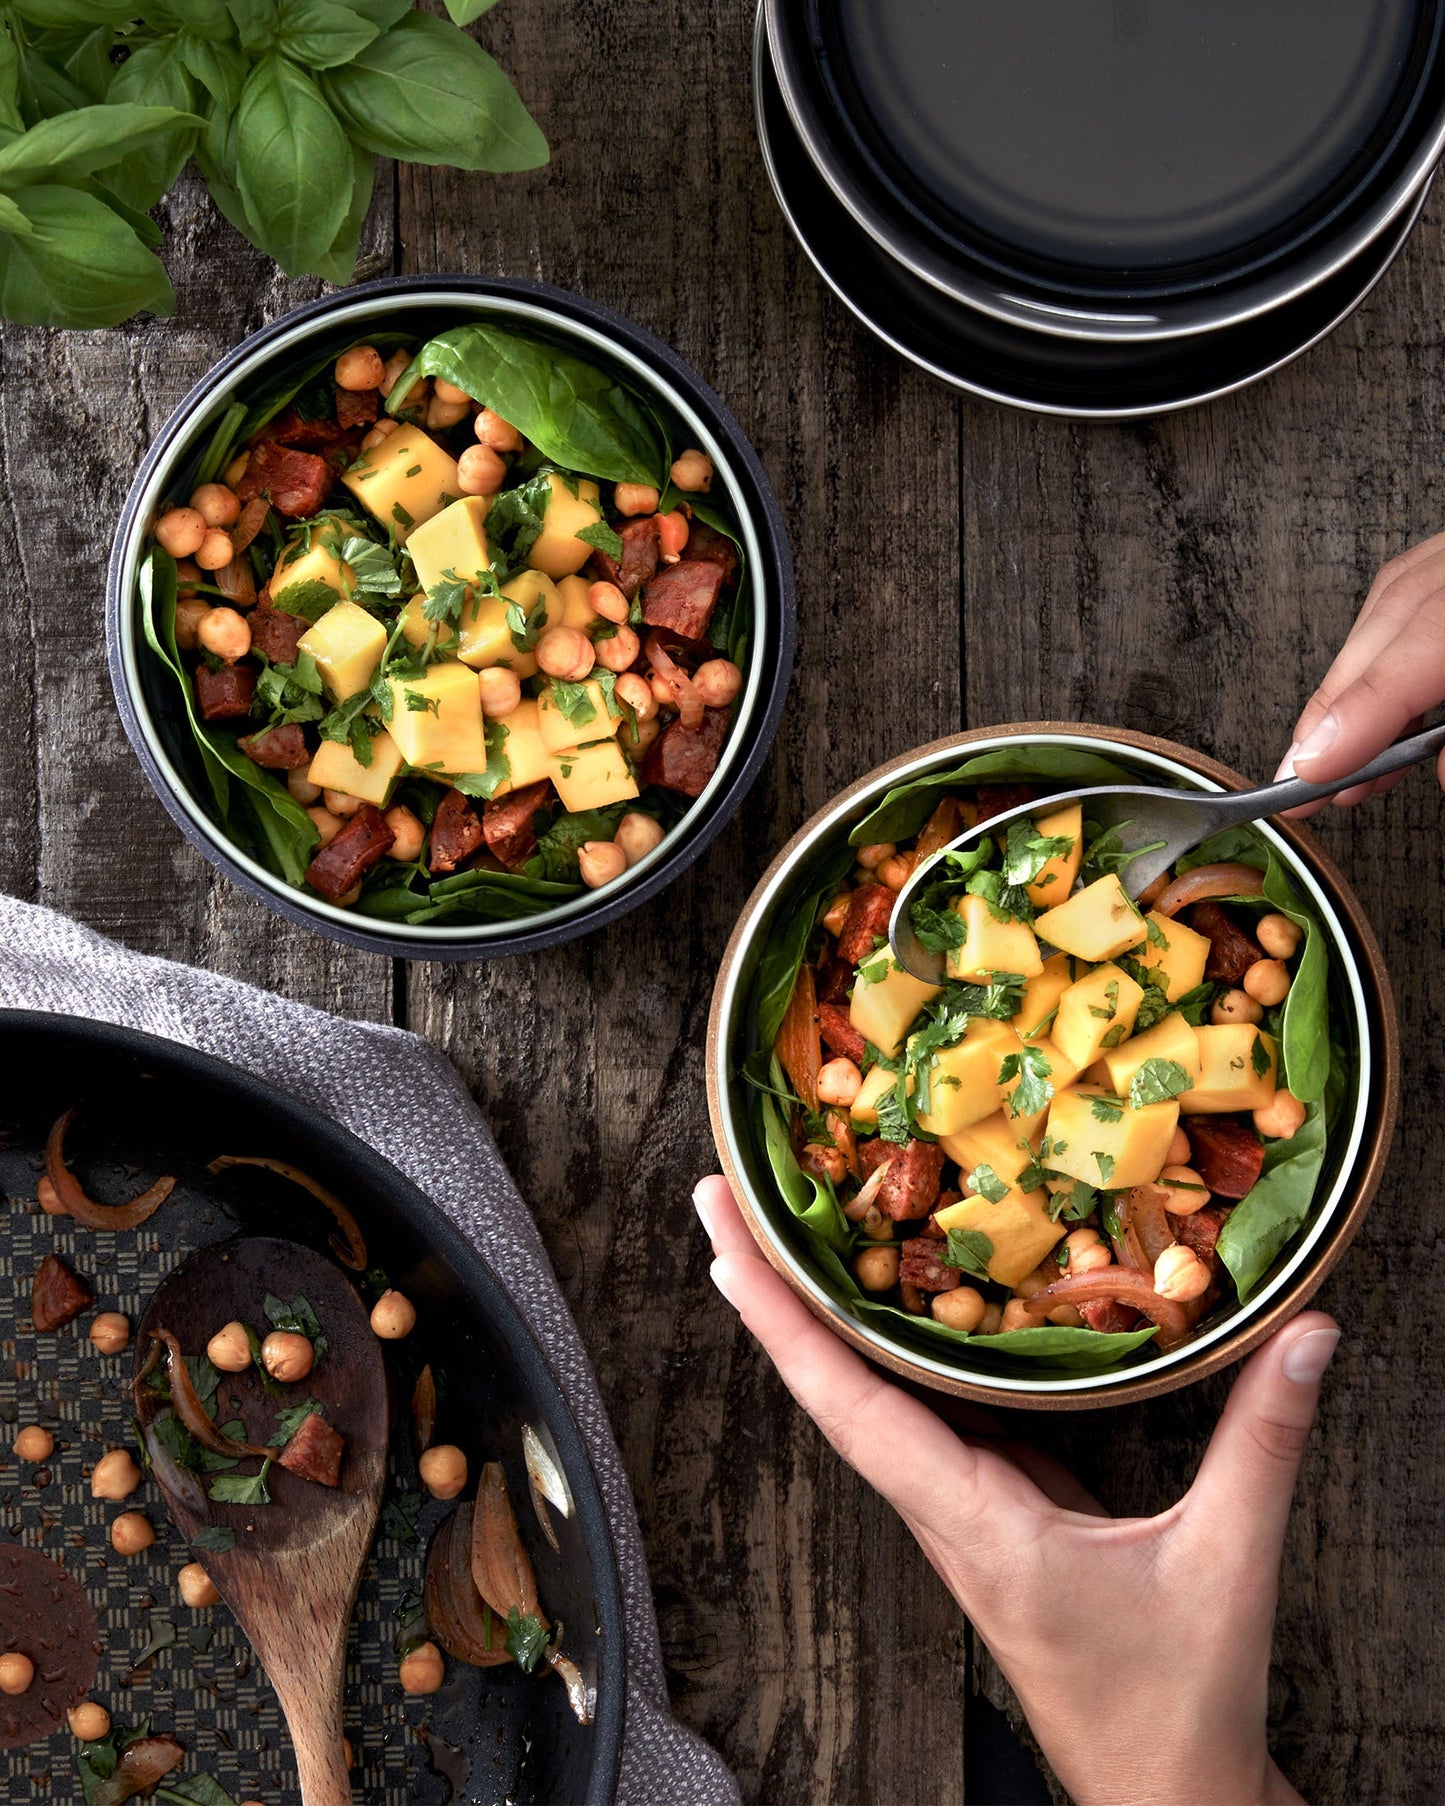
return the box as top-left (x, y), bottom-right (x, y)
top-left (1251, 1033), bottom-right (1272, 1078)
top-left (577, 519), bottom-right (624, 560)
top-left (874, 1081), bottom-right (912, 1145)
top-left (997, 1044), bottom-right (1053, 1118)
top-left (1128, 1058), bottom-right (1194, 1108)
top-left (965, 1163), bottom-right (1010, 1204)
top-left (381, 1488), bottom-right (424, 1545)
top-left (1093, 1151), bottom-right (1116, 1185)
top-left (208, 1458), bottom-right (271, 1506)
top-left (505, 1606), bottom-right (550, 1674)
top-left (1002, 818), bottom-right (1075, 888)
top-left (943, 1227), bottom-right (994, 1281)
top-left (273, 1397), bottom-right (323, 1443)
top-left (909, 900), bottom-right (966, 954)
top-left (1089, 1095), bottom-right (1125, 1123)
top-left (549, 679), bottom-right (598, 727)
top-left (192, 1525), bottom-right (236, 1553)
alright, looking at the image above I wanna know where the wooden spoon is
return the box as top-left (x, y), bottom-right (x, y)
top-left (134, 1237), bottom-right (389, 1806)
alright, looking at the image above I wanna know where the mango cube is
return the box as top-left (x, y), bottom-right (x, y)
top-left (556, 573), bottom-right (601, 630)
top-left (298, 600), bottom-right (387, 702)
top-left (1052, 963), bottom-right (1145, 1070)
top-left (341, 426), bottom-right (459, 540)
top-left (272, 537), bottom-right (351, 610)
top-left (850, 1063), bottom-right (907, 1130)
top-left (307, 731), bottom-right (404, 808)
top-left (494, 570), bottom-right (562, 677)
top-left (848, 961), bottom-right (941, 1061)
top-left (385, 661), bottom-right (488, 776)
top-left (538, 680), bottom-right (623, 753)
top-left (549, 738), bottom-right (638, 812)
top-left (526, 472), bottom-right (604, 579)
top-left (1011, 951), bottom-right (1079, 1040)
top-left (1099, 1012), bottom-right (1201, 1100)
top-left (935, 1111), bottom-right (1061, 1286)
top-left (1043, 1085), bottom-right (1180, 1191)
top-left (911, 1018), bottom-right (1021, 1137)
top-left (1035, 874), bottom-right (1148, 962)
top-left (1023, 802), bottom-right (1084, 908)
top-left (1181, 1027), bottom-right (1278, 1113)
top-left (1134, 910), bottom-right (1211, 1000)
top-left (944, 893), bottom-right (1045, 984)
top-left (407, 496), bottom-right (493, 600)
top-left (490, 698), bottom-right (552, 796)
top-left (1002, 1038), bottom-right (1081, 1134)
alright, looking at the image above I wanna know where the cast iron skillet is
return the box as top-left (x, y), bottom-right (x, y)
top-left (0, 1011), bottom-right (625, 1806)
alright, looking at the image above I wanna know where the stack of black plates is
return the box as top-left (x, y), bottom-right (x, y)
top-left (757, 1), bottom-right (1445, 417)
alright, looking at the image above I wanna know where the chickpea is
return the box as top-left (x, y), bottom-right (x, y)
top-left (817, 1057), bottom-right (863, 1107)
top-left (419, 1444), bottom-right (467, 1501)
top-left (1061, 1226), bottom-right (1112, 1274)
top-left (1254, 1088), bottom-right (1307, 1140)
top-left (1243, 958), bottom-right (1291, 1007)
top-left (614, 672), bottom-right (656, 722)
top-left (1000, 1299), bottom-right (1034, 1331)
top-left (377, 348), bottom-right (413, 397)
top-left (195, 528), bottom-right (235, 573)
top-left (287, 768), bottom-right (321, 806)
top-left (578, 841), bottom-right (627, 889)
top-left (361, 418), bottom-right (399, 451)
top-left (69, 1701), bottom-right (111, 1741)
top-left (1257, 913), bottom-right (1303, 959)
top-left (615, 811), bottom-right (665, 866)
top-left (1153, 1243), bottom-right (1211, 1303)
top-left (178, 1562), bottom-right (220, 1608)
top-left (457, 444), bottom-right (507, 496)
top-left (536, 626), bottom-right (594, 682)
top-left (92, 1449), bottom-right (142, 1501)
top-left (89, 1312), bottom-right (130, 1356)
top-left (821, 893), bottom-right (851, 936)
top-left (262, 1331), bottom-right (314, 1384)
top-left (620, 716), bottom-right (660, 760)
top-left (801, 1143), bottom-right (848, 1184)
top-left (931, 1286), bottom-right (986, 1332)
top-left (369, 1289), bottom-right (417, 1340)
top-left (174, 557), bottom-right (203, 596)
top-left (1046, 1303), bottom-right (1086, 1328)
top-left (876, 854), bottom-right (915, 892)
top-left (669, 448), bottom-right (714, 492)
top-left (190, 483), bottom-right (240, 529)
top-left (110, 1512), bottom-right (155, 1557)
top-left (1211, 987), bottom-right (1263, 1026)
top-left (432, 377), bottom-right (472, 407)
top-left (325, 788), bottom-right (367, 819)
top-left (853, 1245), bottom-right (900, 1292)
top-left (155, 507), bottom-right (207, 558)
top-left (477, 666), bottom-right (523, 718)
top-left (399, 1640), bottom-right (445, 1695)
top-left (587, 581), bottom-right (630, 624)
top-left (978, 1301), bottom-right (1004, 1335)
top-left (655, 510), bottom-right (689, 559)
top-left (173, 599), bottom-right (212, 652)
top-left (335, 344), bottom-right (385, 391)
top-left (382, 805), bottom-right (425, 864)
top-left (594, 625), bottom-right (640, 673)
top-left (197, 607), bottom-right (250, 663)
top-left (856, 843), bottom-right (895, 871)
top-left (37, 1176), bottom-right (65, 1217)
top-left (1012, 1268), bottom-right (1049, 1301)
top-left (224, 451), bottom-right (250, 488)
top-left (13, 1426), bottom-right (52, 1462)
top-left (0, 1652), bottom-right (33, 1696)
top-left (649, 672), bottom-right (676, 710)
top-left (335, 883), bottom-right (363, 909)
top-left (1155, 1165), bottom-right (1210, 1217)
top-left (475, 408), bottom-right (522, 452)
top-left (692, 658), bottom-right (742, 707)
top-left (426, 393), bottom-right (469, 431)
top-left (613, 481), bottom-right (659, 515)
top-left (1166, 1126), bottom-right (1192, 1166)
top-left (307, 806), bottom-right (343, 847)
top-left (207, 1320), bottom-right (253, 1373)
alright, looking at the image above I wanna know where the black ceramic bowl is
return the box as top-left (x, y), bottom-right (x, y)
top-left (107, 276), bottom-right (795, 960)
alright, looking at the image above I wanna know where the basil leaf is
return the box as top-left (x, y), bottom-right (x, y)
top-left (227, 0), bottom-right (282, 54)
top-left (309, 139), bottom-right (375, 287)
top-left (0, 101), bottom-right (200, 190)
top-left (0, 184), bottom-right (173, 329)
top-left (444, 0), bottom-right (502, 20)
top-left (276, 0), bottom-right (381, 68)
top-left (235, 55), bottom-right (353, 277)
top-left (176, 33), bottom-right (250, 111)
top-left (101, 45), bottom-right (199, 210)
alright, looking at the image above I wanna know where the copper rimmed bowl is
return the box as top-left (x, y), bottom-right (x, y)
top-left (706, 724), bottom-right (1399, 1409)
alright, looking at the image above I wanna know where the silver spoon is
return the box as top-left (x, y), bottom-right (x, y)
top-left (889, 721), bottom-right (1445, 983)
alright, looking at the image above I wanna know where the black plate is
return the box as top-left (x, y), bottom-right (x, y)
top-left (0, 1011), bottom-right (625, 1806)
top-left (756, 23), bottom-right (1428, 418)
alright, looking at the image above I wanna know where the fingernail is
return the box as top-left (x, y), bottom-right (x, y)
top-left (1273, 743), bottom-right (1298, 782)
top-left (1293, 713), bottom-right (1339, 767)
top-left (709, 1255), bottom-right (743, 1309)
top-left (692, 1180), bottom-right (719, 1243)
top-left (1282, 1325), bottom-right (1340, 1385)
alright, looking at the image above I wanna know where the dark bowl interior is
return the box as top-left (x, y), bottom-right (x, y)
top-left (0, 1010), bottom-right (625, 1804)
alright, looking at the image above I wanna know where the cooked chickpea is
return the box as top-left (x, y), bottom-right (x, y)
top-left (588, 581), bottom-right (630, 624)
top-left (457, 444), bottom-right (507, 496)
top-left (1153, 1243), bottom-right (1211, 1303)
top-left (615, 811), bottom-right (665, 866)
top-left (207, 1320), bottom-right (253, 1373)
top-left (536, 625), bottom-right (595, 681)
top-left (817, 1058), bottom-right (863, 1107)
top-left (361, 418), bottom-right (399, 451)
top-left (287, 767), bottom-right (321, 805)
top-left (978, 1301), bottom-right (1004, 1335)
top-left (649, 672), bottom-right (676, 710)
top-left (324, 788), bottom-right (365, 818)
top-left (692, 658), bottom-right (742, 707)
top-left (1211, 987), bottom-right (1263, 1026)
top-left (195, 528), bottom-right (235, 573)
top-left (613, 673), bottom-right (656, 721)
top-left (173, 600), bottom-right (211, 652)
top-left (13, 1426), bottom-right (52, 1462)
top-left (399, 1640), bottom-right (445, 1695)
top-left (613, 482), bottom-right (659, 516)
top-left (801, 1143), bottom-right (848, 1184)
top-left (876, 854), bottom-right (915, 892)
top-left (110, 1512), bottom-right (155, 1557)
top-left (1062, 1226), bottom-right (1112, 1274)
top-left (262, 1331), bottom-right (314, 1384)
top-left (578, 841), bottom-right (627, 889)
top-left (370, 1289), bottom-right (416, 1340)
top-left (419, 1444), bottom-right (467, 1500)
top-left (178, 1562), bottom-right (220, 1608)
top-left (594, 625), bottom-right (640, 673)
top-left (620, 715), bottom-right (661, 760)
top-left (1000, 1299), bottom-right (1034, 1331)
top-left (92, 1449), bottom-right (142, 1502)
top-left (37, 1176), bottom-right (65, 1217)
top-left (1166, 1126), bottom-right (1192, 1165)
top-left (197, 607), bottom-right (250, 663)
top-left (655, 510), bottom-right (689, 558)
top-left (377, 348), bottom-right (413, 397)
top-left (432, 377), bottom-right (472, 407)
top-left (174, 557), bottom-right (203, 596)
top-left (307, 806), bottom-right (343, 847)
top-left (155, 507), bottom-right (207, 558)
top-left (380, 805), bottom-right (424, 865)
top-left (1254, 1088), bottom-right (1307, 1140)
top-left (669, 448), bottom-right (714, 492)
top-left (1257, 913), bottom-right (1303, 959)
top-left (477, 667), bottom-right (523, 718)
top-left (69, 1701), bottom-right (110, 1741)
top-left (1046, 1302), bottom-right (1086, 1328)
top-left (1012, 1268), bottom-right (1049, 1301)
top-left (190, 483), bottom-right (240, 529)
top-left (475, 407), bottom-right (522, 452)
top-left (853, 1245), bottom-right (900, 1292)
top-left (856, 843), bottom-right (895, 871)
top-left (821, 893), bottom-right (851, 936)
top-left (89, 1312), bottom-right (130, 1356)
top-left (0, 1652), bottom-right (33, 1696)
top-left (931, 1286), bottom-right (986, 1332)
top-left (1156, 1165), bottom-right (1210, 1216)
top-left (1243, 958), bottom-right (1291, 1007)
top-left (426, 393), bottom-right (469, 431)
top-left (335, 344), bottom-right (385, 391)
top-left (335, 883), bottom-right (363, 909)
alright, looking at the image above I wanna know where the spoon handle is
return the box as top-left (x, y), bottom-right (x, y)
top-left (1204, 719), bottom-right (1445, 824)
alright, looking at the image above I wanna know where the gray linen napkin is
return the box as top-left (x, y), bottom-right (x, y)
top-left (0, 894), bottom-right (738, 1806)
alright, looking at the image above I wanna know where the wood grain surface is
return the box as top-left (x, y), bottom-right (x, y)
top-left (0, 3), bottom-right (1439, 1800)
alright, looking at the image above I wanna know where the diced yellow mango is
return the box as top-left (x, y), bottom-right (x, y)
top-left (297, 599), bottom-right (388, 702)
top-left (848, 962), bottom-right (942, 1060)
top-left (1023, 802), bottom-right (1084, 908)
top-left (549, 738), bottom-right (639, 812)
top-left (1043, 1085), bottom-right (1180, 1190)
top-left (1052, 963), bottom-right (1145, 1070)
top-left (850, 1064), bottom-right (907, 1130)
top-left (1099, 1013), bottom-right (1202, 1099)
top-left (944, 893), bottom-right (1045, 984)
top-left (341, 426), bottom-right (459, 540)
top-left (1035, 874), bottom-right (1148, 962)
top-left (407, 496), bottom-right (492, 600)
top-left (933, 1189), bottom-right (1064, 1291)
top-left (1134, 910), bottom-right (1211, 1000)
top-left (939, 1111), bottom-right (1043, 1183)
top-left (491, 570), bottom-right (562, 677)
top-left (306, 731), bottom-right (404, 808)
top-left (272, 537), bottom-right (351, 609)
top-left (1011, 951), bottom-right (1080, 1040)
top-left (489, 699), bottom-right (552, 796)
top-left (385, 661), bottom-right (488, 776)
top-left (1002, 1038), bottom-right (1081, 1126)
top-left (526, 472), bottom-right (604, 579)
top-left (557, 573), bottom-right (600, 630)
top-left (1181, 1027), bottom-right (1279, 1113)
top-left (912, 1018), bottom-right (1021, 1138)
top-left (538, 680), bottom-right (624, 753)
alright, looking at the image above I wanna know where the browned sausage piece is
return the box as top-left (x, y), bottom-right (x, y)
top-left (335, 385), bottom-right (378, 430)
top-left (429, 789), bottom-right (484, 875)
top-left (683, 516), bottom-right (740, 586)
top-left (1185, 1116), bottom-right (1266, 1199)
top-left (639, 558), bottom-right (725, 640)
top-left (236, 440), bottom-right (332, 519)
top-left (239, 724), bottom-right (310, 770)
top-left (305, 804), bottom-right (394, 900)
top-left (249, 604), bottom-right (308, 666)
top-left (277, 1409), bottom-right (345, 1488)
top-left (836, 882), bottom-right (895, 967)
top-left (194, 663), bottom-right (257, 721)
top-left (818, 1002), bottom-right (867, 1064)
top-left (32, 1254), bottom-right (93, 1332)
top-left (589, 515), bottom-right (660, 600)
top-left (1189, 901), bottom-right (1264, 986)
top-left (639, 707), bottom-right (728, 799)
top-left (899, 1237), bottom-right (962, 1294)
top-left (877, 1139), bottom-right (946, 1221)
top-left (482, 781), bottom-right (552, 871)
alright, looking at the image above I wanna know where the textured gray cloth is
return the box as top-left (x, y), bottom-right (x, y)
top-left (0, 894), bottom-right (738, 1806)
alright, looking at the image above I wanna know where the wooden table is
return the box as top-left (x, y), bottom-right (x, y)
top-left (1, 5), bottom-right (1436, 1800)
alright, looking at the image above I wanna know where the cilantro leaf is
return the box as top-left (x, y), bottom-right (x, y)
top-left (505, 1606), bottom-right (550, 1674)
top-left (381, 1488), bottom-right (423, 1545)
top-left (192, 1526), bottom-right (236, 1554)
top-left (909, 900), bottom-right (966, 954)
top-left (1046, 1179), bottom-right (1098, 1223)
top-left (943, 1228), bottom-right (994, 1281)
top-left (576, 519), bottom-right (623, 560)
top-left (273, 1398), bottom-right (323, 1443)
top-left (452, 720), bottom-right (512, 802)
top-left (1093, 1151), bottom-right (1116, 1185)
top-left (965, 1163), bottom-right (1010, 1205)
top-left (337, 534), bottom-right (403, 600)
top-left (1127, 1058), bottom-right (1194, 1108)
top-left (1089, 1095), bottom-right (1125, 1123)
top-left (997, 1044), bottom-right (1054, 1118)
top-left (208, 1458), bottom-right (272, 1506)
top-left (548, 679), bottom-right (598, 728)
top-left (270, 578), bottom-right (341, 622)
top-left (1251, 1033), bottom-right (1272, 1078)
top-left (874, 1081), bottom-right (912, 1145)
top-left (1002, 818), bottom-right (1074, 888)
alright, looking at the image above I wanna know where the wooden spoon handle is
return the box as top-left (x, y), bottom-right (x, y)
top-left (268, 1648), bottom-right (353, 1806)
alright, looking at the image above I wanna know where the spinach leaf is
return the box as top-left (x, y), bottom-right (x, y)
top-left (525, 804), bottom-right (631, 883)
top-left (758, 1056), bottom-right (851, 1253)
top-left (752, 846), bottom-right (855, 1050)
top-left (849, 746), bottom-right (1138, 847)
top-left (1216, 1090), bottom-right (1329, 1299)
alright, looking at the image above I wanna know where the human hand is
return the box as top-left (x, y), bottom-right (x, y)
top-left (1280, 530), bottom-right (1445, 815)
top-left (694, 1174), bottom-right (1337, 1806)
